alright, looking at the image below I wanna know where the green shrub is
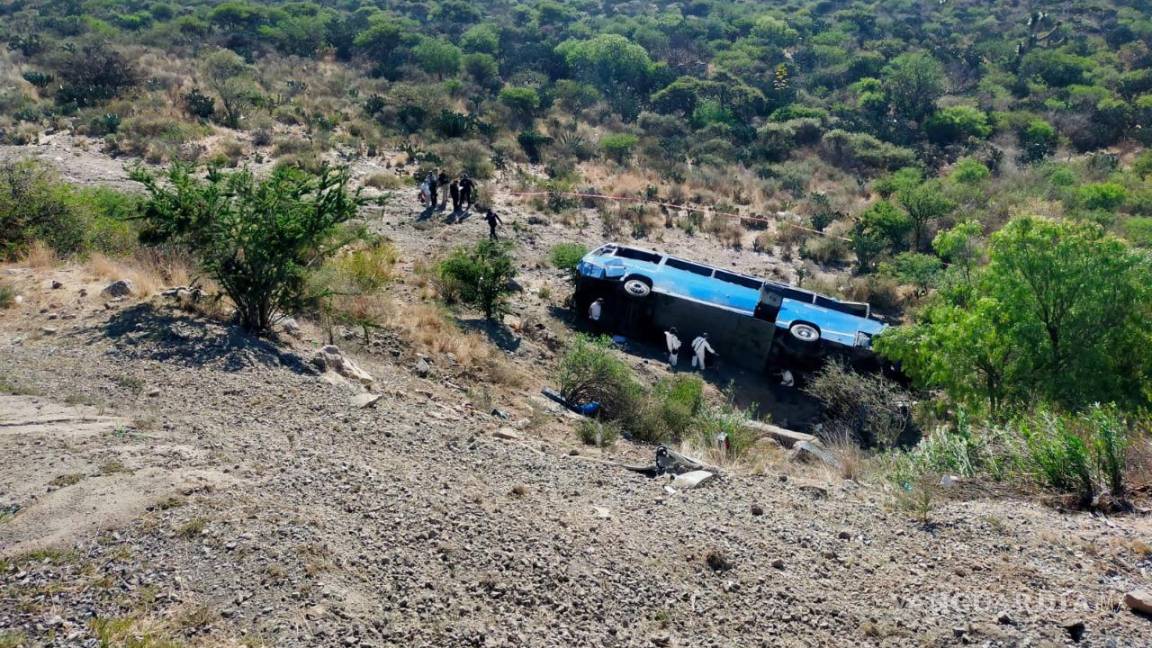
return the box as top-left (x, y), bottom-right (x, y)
top-left (556, 335), bottom-right (644, 423)
top-left (549, 243), bottom-right (588, 279)
top-left (0, 160), bottom-right (86, 259)
top-left (1020, 411), bottom-right (1094, 504)
top-left (1122, 217), bottom-right (1152, 247)
top-left (804, 362), bottom-right (909, 448)
top-left (949, 158), bottom-right (990, 184)
top-left (1076, 182), bottom-right (1126, 211)
top-left (0, 283), bottom-right (15, 309)
top-left (633, 375), bottom-right (705, 444)
top-left (132, 163), bottom-right (363, 331)
top-left (601, 133), bottom-right (639, 163)
top-left (694, 399), bottom-right (758, 457)
top-left (578, 418), bottom-right (620, 447)
top-left (437, 239), bottom-right (516, 319)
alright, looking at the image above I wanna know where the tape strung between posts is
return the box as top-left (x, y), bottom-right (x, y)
top-left (504, 190), bottom-right (852, 241)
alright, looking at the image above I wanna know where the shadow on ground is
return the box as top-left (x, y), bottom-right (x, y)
top-left (458, 317), bottom-right (522, 353)
top-left (98, 303), bottom-right (316, 374)
top-left (553, 306), bottom-right (824, 431)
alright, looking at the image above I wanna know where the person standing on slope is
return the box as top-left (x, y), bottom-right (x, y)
top-left (691, 333), bottom-right (716, 371)
top-left (459, 173), bottom-right (475, 212)
top-left (665, 327), bottom-right (682, 368)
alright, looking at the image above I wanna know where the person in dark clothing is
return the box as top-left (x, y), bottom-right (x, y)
top-left (449, 179), bottom-right (461, 213)
top-left (427, 171), bottom-right (439, 208)
top-left (484, 209), bottom-right (503, 240)
top-left (437, 171), bottom-right (450, 209)
top-left (459, 173), bottom-right (475, 211)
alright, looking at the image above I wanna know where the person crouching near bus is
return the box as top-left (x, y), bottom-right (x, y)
top-left (665, 327), bottom-right (682, 368)
top-left (587, 298), bottom-right (605, 335)
top-left (691, 333), bottom-right (716, 371)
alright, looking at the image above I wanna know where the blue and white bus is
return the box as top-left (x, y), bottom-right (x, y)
top-left (574, 243), bottom-right (887, 370)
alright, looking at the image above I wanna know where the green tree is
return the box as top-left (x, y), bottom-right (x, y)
top-left (131, 164), bottom-right (363, 331)
top-left (882, 52), bottom-right (945, 124)
top-left (925, 105), bottom-right (992, 144)
top-left (932, 219), bottom-right (983, 283)
top-left (463, 53), bottom-right (500, 90)
top-left (460, 23), bottom-right (500, 54)
top-left (1019, 119), bottom-right (1058, 163)
top-left (856, 200), bottom-right (913, 255)
top-left (412, 38), bottom-right (462, 79)
top-left (601, 133), bottom-right (639, 164)
top-left (898, 180), bottom-right (955, 251)
top-left (202, 49), bottom-right (256, 129)
top-left (438, 239), bottom-right (516, 319)
top-left (498, 86), bottom-right (540, 127)
top-left (880, 217), bottom-right (1152, 414)
top-left (949, 159), bottom-right (991, 185)
top-left (880, 252), bottom-right (943, 297)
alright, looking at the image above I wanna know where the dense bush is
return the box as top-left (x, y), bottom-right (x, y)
top-left (556, 335), bottom-right (644, 423)
top-left (548, 242), bottom-right (588, 279)
top-left (0, 160), bottom-right (140, 259)
top-left (132, 163), bottom-right (363, 331)
top-left (437, 239), bottom-right (516, 319)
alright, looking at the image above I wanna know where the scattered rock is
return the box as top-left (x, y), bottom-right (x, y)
top-left (797, 485), bottom-right (829, 499)
top-left (940, 475), bottom-right (961, 488)
top-left (101, 279), bottom-right (134, 297)
top-left (750, 504), bottom-right (764, 516)
top-left (770, 558), bottom-right (785, 570)
top-left (997, 612), bottom-right (1015, 626)
top-left (837, 530), bottom-right (853, 540)
top-left (414, 357), bottom-right (431, 377)
top-left (281, 318), bottom-right (302, 337)
top-left (146, 388), bottom-right (161, 397)
top-left (50, 280), bottom-right (62, 289)
top-left (1123, 589), bottom-right (1152, 615)
top-left (670, 470), bottom-right (714, 490)
top-left (40, 326), bottom-right (58, 335)
top-left (788, 440), bottom-right (841, 469)
top-left (593, 506), bottom-right (611, 519)
top-left (312, 345), bottom-right (374, 385)
top-left (351, 393), bottom-right (383, 409)
top-left (493, 427), bottom-right (520, 440)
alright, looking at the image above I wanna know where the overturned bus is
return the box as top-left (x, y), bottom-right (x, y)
top-left (573, 243), bottom-right (887, 371)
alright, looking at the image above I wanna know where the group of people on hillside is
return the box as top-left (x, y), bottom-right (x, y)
top-left (419, 170), bottom-right (475, 214)
top-left (418, 170), bottom-right (504, 240)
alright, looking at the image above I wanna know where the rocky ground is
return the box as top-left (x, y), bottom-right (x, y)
top-left (2, 141), bottom-right (1152, 647)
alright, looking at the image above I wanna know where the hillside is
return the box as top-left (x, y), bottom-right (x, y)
top-left (3, 1), bottom-right (1152, 646)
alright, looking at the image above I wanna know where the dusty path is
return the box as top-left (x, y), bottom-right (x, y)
top-left (1, 144), bottom-right (1151, 647)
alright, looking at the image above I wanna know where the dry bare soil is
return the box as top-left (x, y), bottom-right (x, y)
top-left (1, 142), bottom-right (1151, 648)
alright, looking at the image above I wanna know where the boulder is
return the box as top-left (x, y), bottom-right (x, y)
top-left (281, 318), bottom-right (302, 337)
top-left (1124, 589), bottom-right (1152, 615)
top-left (413, 357), bottom-right (431, 377)
top-left (493, 427), bottom-right (520, 440)
top-left (101, 280), bottom-right (134, 298)
top-left (312, 345), bottom-right (374, 385)
top-left (670, 470), bottom-right (714, 490)
top-left (351, 393), bottom-right (382, 409)
top-left (788, 440), bottom-right (842, 469)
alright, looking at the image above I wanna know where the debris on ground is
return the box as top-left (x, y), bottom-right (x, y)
top-left (670, 470), bottom-right (715, 491)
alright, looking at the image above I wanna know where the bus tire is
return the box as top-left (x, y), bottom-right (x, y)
top-left (622, 277), bottom-right (652, 298)
top-left (789, 322), bottom-right (820, 344)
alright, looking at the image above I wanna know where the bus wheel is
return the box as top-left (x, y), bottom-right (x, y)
top-left (789, 322), bottom-right (820, 343)
top-left (622, 278), bottom-right (651, 298)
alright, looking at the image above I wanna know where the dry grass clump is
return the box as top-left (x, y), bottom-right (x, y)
top-left (86, 252), bottom-right (193, 298)
top-left (21, 241), bottom-right (58, 268)
top-left (387, 302), bottom-right (492, 367)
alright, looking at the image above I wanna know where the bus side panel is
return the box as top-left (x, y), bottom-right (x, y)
top-left (648, 293), bottom-right (776, 371)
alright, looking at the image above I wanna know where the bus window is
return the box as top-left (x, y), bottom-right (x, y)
top-left (614, 247), bottom-right (663, 263)
top-left (714, 270), bottom-right (763, 290)
top-left (815, 295), bottom-right (870, 318)
top-left (665, 257), bottom-right (714, 276)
